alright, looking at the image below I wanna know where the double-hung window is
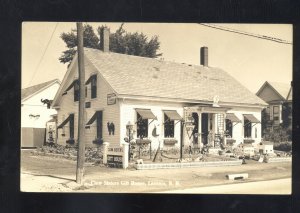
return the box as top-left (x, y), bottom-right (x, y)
top-left (137, 113), bottom-right (148, 138)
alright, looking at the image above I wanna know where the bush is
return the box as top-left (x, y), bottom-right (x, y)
top-left (263, 125), bottom-right (291, 142)
top-left (274, 141), bottom-right (292, 152)
top-left (36, 143), bottom-right (103, 162)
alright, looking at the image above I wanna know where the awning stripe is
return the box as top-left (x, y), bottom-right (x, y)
top-left (226, 113), bottom-right (241, 123)
top-left (86, 111), bottom-right (99, 126)
top-left (57, 114), bottom-right (73, 128)
top-left (243, 114), bottom-right (260, 123)
top-left (136, 109), bottom-right (156, 119)
top-left (163, 110), bottom-right (182, 120)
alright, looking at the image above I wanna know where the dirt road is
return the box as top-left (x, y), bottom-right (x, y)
top-left (21, 149), bottom-right (291, 193)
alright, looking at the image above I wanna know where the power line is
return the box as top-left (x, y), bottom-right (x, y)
top-left (199, 23), bottom-right (292, 45)
top-left (27, 22), bottom-right (59, 87)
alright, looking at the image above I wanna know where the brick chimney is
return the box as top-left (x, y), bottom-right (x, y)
top-left (100, 27), bottom-right (110, 52)
top-left (200, 46), bottom-right (208, 66)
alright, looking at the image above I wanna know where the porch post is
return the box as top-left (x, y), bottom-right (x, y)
top-left (223, 113), bottom-right (227, 146)
top-left (212, 114), bottom-right (215, 147)
top-left (197, 112), bottom-right (202, 149)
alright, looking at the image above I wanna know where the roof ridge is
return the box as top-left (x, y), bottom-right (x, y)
top-left (84, 47), bottom-right (222, 70)
top-left (22, 78), bottom-right (59, 90)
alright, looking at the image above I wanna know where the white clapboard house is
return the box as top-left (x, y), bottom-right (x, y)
top-left (51, 28), bottom-right (267, 150)
top-left (21, 79), bottom-right (61, 147)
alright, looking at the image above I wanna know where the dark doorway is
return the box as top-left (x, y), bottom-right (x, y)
top-left (192, 113), bottom-right (199, 144)
top-left (201, 113), bottom-right (209, 145)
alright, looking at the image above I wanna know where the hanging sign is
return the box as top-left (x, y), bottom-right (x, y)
top-left (107, 93), bottom-right (116, 105)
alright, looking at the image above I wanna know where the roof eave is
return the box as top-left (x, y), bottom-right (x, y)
top-left (118, 94), bottom-right (268, 108)
top-left (21, 79), bottom-right (61, 103)
top-left (51, 53), bottom-right (78, 107)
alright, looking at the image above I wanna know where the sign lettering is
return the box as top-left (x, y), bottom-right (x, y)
top-left (107, 93), bottom-right (116, 105)
top-left (107, 155), bottom-right (123, 168)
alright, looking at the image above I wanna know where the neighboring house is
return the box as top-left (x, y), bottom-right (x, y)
top-left (21, 79), bottom-right (61, 147)
top-left (256, 81), bottom-right (292, 130)
top-left (51, 29), bottom-right (267, 150)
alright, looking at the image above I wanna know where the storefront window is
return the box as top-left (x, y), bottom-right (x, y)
top-left (226, 119), bottom-right (233, 137)
top-left (244, 118), bottom-right (252, 138)
top-left (137, 113), bottom-right (148, 138)
top-left (164, 114), bottom-right (174, 138)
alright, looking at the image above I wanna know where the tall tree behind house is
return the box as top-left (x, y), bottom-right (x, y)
top-left (59, 23), bottom-right (162, 66)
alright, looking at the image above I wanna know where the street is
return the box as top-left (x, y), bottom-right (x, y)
top-left (158, 178), bottom-right (291, 194)
top-left (21, 149), bottom-right (292, 193)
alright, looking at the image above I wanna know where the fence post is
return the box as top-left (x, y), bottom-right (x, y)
top-left (122, 143), bottom-right (129, 169)
top-left (102, 142), bottom-right (109, 164)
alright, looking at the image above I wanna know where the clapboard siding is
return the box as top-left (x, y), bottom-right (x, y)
top-left (56, 56), bottom-right (120, 147)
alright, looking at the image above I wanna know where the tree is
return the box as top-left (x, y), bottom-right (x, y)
top-left (59, 23), bottom-right (162, 65)
top-left (59, 24), bottom-right (100, 64)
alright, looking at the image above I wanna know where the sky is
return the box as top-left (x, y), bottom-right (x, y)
top-left (22, 22), bottom-right (292, 93)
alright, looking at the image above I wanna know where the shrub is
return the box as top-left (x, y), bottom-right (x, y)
top-left (274, 141), bottom-right (292, 152)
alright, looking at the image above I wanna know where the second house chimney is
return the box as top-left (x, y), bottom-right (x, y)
top-left (100, 27), bottom-right (110, 52)
top-left (200, 46), bottom-right (208, 66)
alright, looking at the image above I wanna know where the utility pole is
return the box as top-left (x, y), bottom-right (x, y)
top-left (76, 22), bottom-right (86, 184)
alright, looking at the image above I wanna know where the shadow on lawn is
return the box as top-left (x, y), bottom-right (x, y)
top-left (22, 172), bottom-right (74, 181)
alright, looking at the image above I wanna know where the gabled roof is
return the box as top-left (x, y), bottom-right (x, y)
top-left (22, 79), bottom-right (60, 102)
top-left (53, 48), bottom-right (267, 107)
top-left (256, 81), bottom-right (292, 101)
top-left (84, 48), bottom-right (266, 106)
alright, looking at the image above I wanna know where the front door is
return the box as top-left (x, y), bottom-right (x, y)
top-left (201, 113), bottom-right (209, 145)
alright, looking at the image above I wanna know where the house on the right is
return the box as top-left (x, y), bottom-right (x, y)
top-left (256, 81), bottom-right (292, 133)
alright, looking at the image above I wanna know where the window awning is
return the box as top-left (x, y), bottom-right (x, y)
top-left (136, 109), bottom-right (156, 120)
top-left (164, 110), bottom-right (182, 120)
top-left (86, 111), bottom-right (100, 126)
top-left (243, 114), bottom-right (260, 123)
top-left (226, 113), bottom-right (241, 123)
top-left (57, 114), bottom-right (74, 128)
top-left (63, 79), bottom-right (78, 95)
top-left (85, 74), bottom-right (96, 85)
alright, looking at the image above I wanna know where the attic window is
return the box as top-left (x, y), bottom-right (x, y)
top-left (74, 80), bottom-right (79, 102)
top-left (86, 74), bottom-right (97, 99)
top-left (91, 75), bottom-right (97, 99)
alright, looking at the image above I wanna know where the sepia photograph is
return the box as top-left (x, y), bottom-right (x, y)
top-left (21, 22), bottom-right (292, 193)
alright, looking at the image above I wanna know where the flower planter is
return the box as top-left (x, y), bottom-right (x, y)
top-left (163, 139), bottom-right (178, 146)
top-left (92, 138), bottom-right (103, 145)
top-left (244, 139), bottom-right (255, 144)
top-left (226, 139), bottom-right (236, 145)
top-left (136, 139), bottom-right (151, 145)
top-left (66, 139), bottom-right (75, 145)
